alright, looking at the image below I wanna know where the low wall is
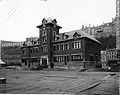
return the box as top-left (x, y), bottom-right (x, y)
top-left (53, 61), bottom-right (95, 69)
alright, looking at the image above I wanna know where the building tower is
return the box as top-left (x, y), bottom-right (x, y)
top-left (37, 18), bottom-right (62, 67)
top-left (116, 0), bottom-right (120, 49)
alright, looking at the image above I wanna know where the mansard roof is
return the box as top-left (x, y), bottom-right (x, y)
top-left (37, 18), bottom-right (62, 29)
top-left (53, 29), bottom-right (101, 44)
top-left (21, 38), bottom-right (39, 47)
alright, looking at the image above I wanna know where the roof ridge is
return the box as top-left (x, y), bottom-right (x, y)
top-left (57, 29), bottom-right (101, 44)
top-left (64, 29), bottom-right (82, 34)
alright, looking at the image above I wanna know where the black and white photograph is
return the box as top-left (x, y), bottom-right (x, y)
top-left (0, 0), bottom-right (120, 94)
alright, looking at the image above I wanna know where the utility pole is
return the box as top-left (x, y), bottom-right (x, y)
top-left (116, 0), bottom-right (120, 49)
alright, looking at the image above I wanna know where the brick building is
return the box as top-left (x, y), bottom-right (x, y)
top-left (1, 40), bottom-right (24, 47)
top-left (21, 38), bottom-right (39, 68)
top-left (2, 47), bottom-right (21, 66)
top-left (21, 18), bottom-right (101, 69)
top-left (1, 40), bottom-right (24, 66)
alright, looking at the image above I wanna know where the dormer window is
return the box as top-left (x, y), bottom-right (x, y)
top-left (62, 33), bottom-right (68, 40)
top-left (53, 36), bottom-right (59, 41)
top-left (62, 35), bottom-right (66, 39)
top-left (73, 32), bottom-right (81, 38)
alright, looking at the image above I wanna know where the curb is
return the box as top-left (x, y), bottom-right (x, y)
top-left (44, 75), bottom-right (78, 78)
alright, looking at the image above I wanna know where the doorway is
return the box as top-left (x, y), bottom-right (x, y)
top-left (64, 56), bottom-right (69, 65)
top-left (42, 58), bottom-right (47, 66)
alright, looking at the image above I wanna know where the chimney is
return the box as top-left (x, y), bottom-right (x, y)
top-left (82, 25), bottom-right (84, 30)
top-left (89, 24), bottom-right (91, 28)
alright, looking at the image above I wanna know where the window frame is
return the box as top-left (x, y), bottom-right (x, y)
top-left (72, 41), bottom-right (81, 49)
top-left (41, 45), bottom-right (48, 52)
top-left (65, 43), bottom-right (69, 50)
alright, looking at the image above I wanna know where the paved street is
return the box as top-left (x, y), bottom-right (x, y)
top-left (0, 68), bottom-right (119, 94)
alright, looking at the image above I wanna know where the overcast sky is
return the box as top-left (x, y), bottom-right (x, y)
top-left (0, 0), bottom-right (116, 41)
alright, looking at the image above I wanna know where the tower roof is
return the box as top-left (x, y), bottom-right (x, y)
top-left (37, 18), bottom-right (62, 29)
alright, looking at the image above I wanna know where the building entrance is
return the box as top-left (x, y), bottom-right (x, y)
top-left (42, 58), bottom-right (47, 66)
top-left (64, 56), bottom-right (67, 65)
top-left (40, 55), bottom-right (48, 66)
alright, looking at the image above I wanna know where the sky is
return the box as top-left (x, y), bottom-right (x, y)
top-left (0, 0), bottom-right (116, 41)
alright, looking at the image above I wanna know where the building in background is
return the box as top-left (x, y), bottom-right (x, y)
top-left (116, 0), bottom-right (120, 49)
top-left (81, 17), bottom-right (117, 51)
top-left (2, 47), bottom-right (21, 66)
top-left (106, 49), bottom-right (120, 71)
top-left (26, 37), bottom-right (39, 42)
top-left (0, 40), bottom-right (6, 67)
top-left (1, 40), bottom-right (24, 47)
top-left (100, 51), bottom-right (107, 66)
top-left (21, 37), bottom-right (39, 68)
top-left (1, 40), bottom-right (24, 66)
top-left (95, 32), bottom-right (116, 50)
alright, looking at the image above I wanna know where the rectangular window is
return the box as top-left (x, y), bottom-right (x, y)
top-left (58, 56), bottom-right (60, 62)
top-left (65, 43), bottom-right (69, 50)
top-left (72, 53), bottom-right (83, 61)
top-left (33, 48), bottom-right (35, 53)
top-left (30, 47), bottom-right (38, 53)
top-left (42, 46), bottom-right (48, 52)
top-left (42, 30), bottom-right (47, 36)
top-left (60, 56), bottom-right (64, 62)
top-left (53, 56), bottom-right (66, 62)
top-left (22, 49), bottom-right (26, 54)
top-left (30, 49), bottom-right (32, 53)
top-left (53, 56), bottom-right (57, 62)
top-left (57, 44), bottom-right (60, 51)
top-left (36, 47), bottom-right (38, 53)
top-left (53, 45), bottom-right (56, 51)
top-left (42, 36), bottom-right (47, 42)
top-left (61, 44), bottom-right (64, 50)
top-left (72, 41), bottom-right (81, 49)
top-left (67, 56), bottom-right (69, 61)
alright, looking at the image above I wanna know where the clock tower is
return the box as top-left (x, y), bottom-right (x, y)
top-left (37, 18), bottom-right (62, 67)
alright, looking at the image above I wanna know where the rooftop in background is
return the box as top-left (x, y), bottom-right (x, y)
top-left (26, 37), bottom-right (39, 42)
top-left (80, 17), bottom-right (117, 37)
top-left (1, 40), bottom-right (24, 47)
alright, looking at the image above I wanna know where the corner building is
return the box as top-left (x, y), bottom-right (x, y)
top-left (21, 18), bottom-right (101, 68)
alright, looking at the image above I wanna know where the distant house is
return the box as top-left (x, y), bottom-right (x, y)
top-left (1, 40), bottom-right (23, 66)
top-left (21, 18), bottom-right (101, 69)
top-left (1, 40), bottom-right (24, 47)
top-left (21, 38), bottom-right (39, 68)
top-left (1, 46), bottom-right (21, 66)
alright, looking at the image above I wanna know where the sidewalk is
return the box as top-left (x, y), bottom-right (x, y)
top-left (81, 74), bottom-right (119, 95)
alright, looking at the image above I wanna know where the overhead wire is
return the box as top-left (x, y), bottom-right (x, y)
top-left (4, 4), bottom-right (20, 23)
